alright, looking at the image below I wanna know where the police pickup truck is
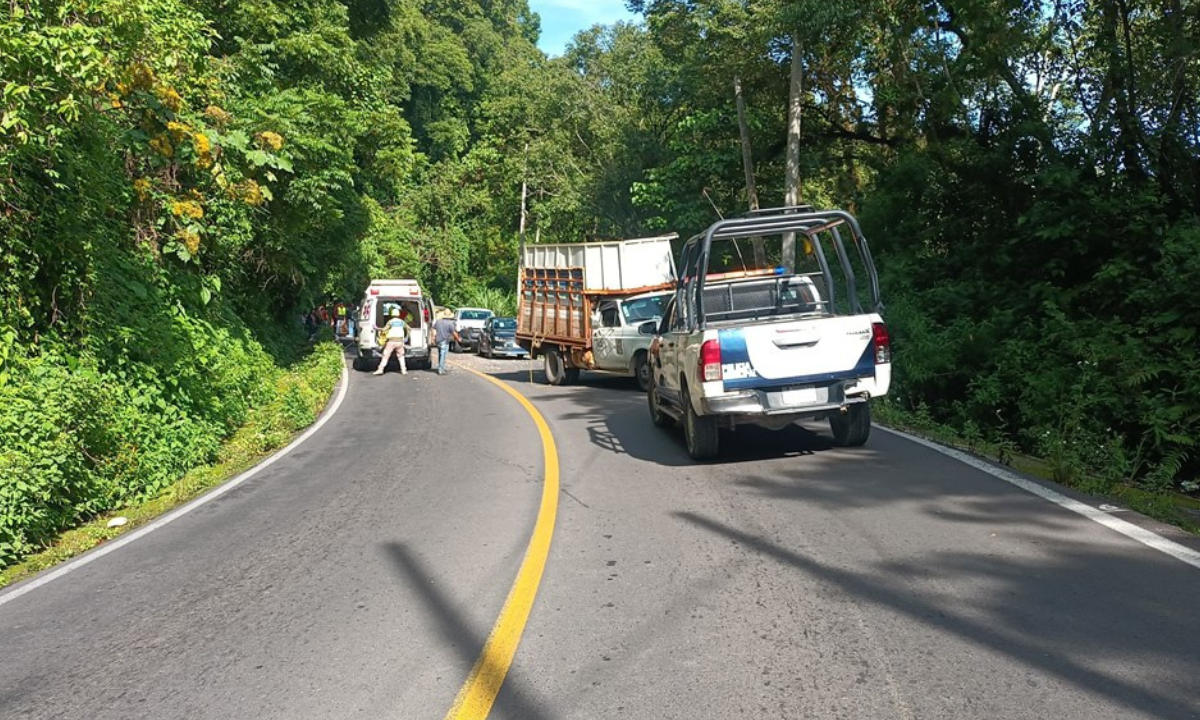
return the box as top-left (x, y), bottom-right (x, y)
top-left (646, 207), bottom-right (891, 460)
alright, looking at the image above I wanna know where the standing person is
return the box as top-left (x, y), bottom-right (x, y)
top-left (304, 310), bottom-right (316, 340)
top-left (431, 310), bottom-right (460, 376)
top-left (333, 301), bottom-right (350, 338)
top-left (374, 307), bottom-right (409, 376)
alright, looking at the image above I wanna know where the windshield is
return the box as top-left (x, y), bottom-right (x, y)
top-left (492, 318), bottom-right (516, 331)
top-left (621, 294), bottom-right (668, 324)
top-left (459, 310), bottom-right (493, 321)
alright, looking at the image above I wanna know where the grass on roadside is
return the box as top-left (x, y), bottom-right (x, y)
top-left (0, 342), bottom-right (344, 590)
top-left (872, 402), bottom-right (1200, 536)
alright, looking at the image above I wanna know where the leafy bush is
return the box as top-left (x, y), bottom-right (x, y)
top-left (452, 286), bottom-right (519, 317)
top-left (0, 300), bottom-right (307, 567)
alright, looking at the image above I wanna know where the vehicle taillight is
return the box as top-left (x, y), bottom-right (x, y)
top-left (872, 322), bottom-right (891, 364)
top-left (700, 339), bottom-right (722, 382)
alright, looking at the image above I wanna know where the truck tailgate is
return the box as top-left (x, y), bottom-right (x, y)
top-left (718, 317), bottom-right (875, 390)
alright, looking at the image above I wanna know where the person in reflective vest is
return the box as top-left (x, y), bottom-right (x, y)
top-left (373, 307), bottom-right (409, 376)
top-left (333, 302), bottom-right (350, 337)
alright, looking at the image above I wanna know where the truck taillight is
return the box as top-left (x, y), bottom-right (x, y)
top-left (700, 339), bottom-right (722, 382)
top-left (872, 322), bottom-right (891, 364)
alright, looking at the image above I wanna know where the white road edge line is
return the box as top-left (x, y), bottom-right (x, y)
top-left (876, 425), bottom-right (1200, 571)
top-left (0, 357), bottom-right (352, 608)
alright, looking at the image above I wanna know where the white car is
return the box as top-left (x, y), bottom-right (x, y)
top-left (453, 307), bottom-right (494, 352)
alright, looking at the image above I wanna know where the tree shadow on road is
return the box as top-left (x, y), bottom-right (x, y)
top-left (674, 510), bottom-right (1200, 719)
top-left (382, 542), bottom-right (552, 720)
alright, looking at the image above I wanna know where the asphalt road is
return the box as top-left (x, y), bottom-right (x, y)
top-left (2, 349), bottom-right (1199, 720)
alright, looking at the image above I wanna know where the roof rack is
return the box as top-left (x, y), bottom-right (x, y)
top-left (739, 205), bottom-right (815, 218)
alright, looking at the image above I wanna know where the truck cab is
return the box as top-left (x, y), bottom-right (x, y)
top-left (591, 290), bottom-right (672, 390)
top-left (648, 207), bottom-right (890, 460)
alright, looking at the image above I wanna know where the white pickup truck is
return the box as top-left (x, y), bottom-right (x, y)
top-left (647, 207), bottom-right (891, 460)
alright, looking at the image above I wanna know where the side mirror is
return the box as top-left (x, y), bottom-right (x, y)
top-left (638, 320), bottom-right (658, 335)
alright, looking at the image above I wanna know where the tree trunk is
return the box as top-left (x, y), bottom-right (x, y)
top-left (783, 35), bottom-right (804, 271)
top-left (734, 75), bottom-right (766, 267)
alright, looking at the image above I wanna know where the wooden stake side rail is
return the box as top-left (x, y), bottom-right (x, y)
top-left (516, 267), bottom-right (592, 347)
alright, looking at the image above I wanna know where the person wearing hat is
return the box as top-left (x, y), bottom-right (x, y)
top-left (431, 309), bottom-right (460, 376)
top-left (374, 307), bottom-right (409, 376)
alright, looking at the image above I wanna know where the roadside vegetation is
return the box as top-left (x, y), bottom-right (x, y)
top-left (2, 0), bottom-right (1197, 572)
top-left (0, 341), bottom-right (342, 587)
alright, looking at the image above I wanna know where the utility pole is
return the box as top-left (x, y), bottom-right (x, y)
top-left (783, 35), bottom-right (804, 272)
top-left (734, 75), bottom-right (767, 268)
top-left (517, 143), bottom-right (529, 292)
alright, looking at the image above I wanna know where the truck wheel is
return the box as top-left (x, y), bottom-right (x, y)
top-left (830, 403), bottom-right (871, 447)
top-left (544, 348), bottom-right (566, 385)
top-left (647, 377), bottom-right (674, 428)
top-left (682, 385), bottom-right (719, 460)
top-left (633, 352), bottom-right (650, 392)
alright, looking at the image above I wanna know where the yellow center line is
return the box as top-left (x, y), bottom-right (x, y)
top-left (443, 364), bottom-right (559, 720)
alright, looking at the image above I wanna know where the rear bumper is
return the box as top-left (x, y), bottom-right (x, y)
top-left (359, 345), bottom-right (429, 359)
top-left (488, 345), bottom-right (529, 357)
top-left (700, 382), bottom-right (868, 424)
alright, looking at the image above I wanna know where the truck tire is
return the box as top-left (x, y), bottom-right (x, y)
top-left (682, 385), bottom-right (719, 460)
top-left (830, 403), bottom-right (871, 447)
top-left (544, 347), bottom-right (566, 385)
top-left (633, 352), bottom-right (650, 392)
top-left (647, 376), bottom-right (674, 428)
top-left (564, 368), bottom-right (581, 385)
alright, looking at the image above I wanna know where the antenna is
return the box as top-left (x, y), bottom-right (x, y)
top-left (701, 188), bottom-right (725, 220)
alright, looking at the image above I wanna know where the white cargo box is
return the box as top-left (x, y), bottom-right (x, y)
top-left (521, 234), bottom-right (678, 293)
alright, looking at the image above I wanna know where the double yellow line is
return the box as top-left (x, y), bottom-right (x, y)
top-left (444, 367), bottom-right (559, 720)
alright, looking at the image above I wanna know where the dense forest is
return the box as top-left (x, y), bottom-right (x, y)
top-left (1, 0), bottom-right (1197, 565)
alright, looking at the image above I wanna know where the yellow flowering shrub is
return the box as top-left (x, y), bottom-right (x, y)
top-left (192, 132), bottom-right (211, 155)
top-left (204, 105), bottom-right (232, 125)
top-left (157, 86), bottom-right (183, 112)
top-left (240, 180), bottom-right (265, 206)
top-left (148, 135), bottom-right (174, 157)
top-left (257, 131), bottom-right (284, 151)
top-left (132, 178), bottom-right (151, 200)
top-left (175, 228), bottom-right (201, 255)
top-left (170, 200), bottom-right (204, 220)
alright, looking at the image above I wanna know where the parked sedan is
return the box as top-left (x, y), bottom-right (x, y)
top-left (477, 317), bottom-right (528, 358)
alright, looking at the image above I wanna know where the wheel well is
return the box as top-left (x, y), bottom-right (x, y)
top-left (630, 348), bottom-right (647, 371)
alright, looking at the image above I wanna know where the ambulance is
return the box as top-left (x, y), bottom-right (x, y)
top-left (354, 279), bottom-right (435, 371)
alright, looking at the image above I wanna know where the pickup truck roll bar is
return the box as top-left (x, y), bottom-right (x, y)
top-left (680, 208), bottom-right (884, 330)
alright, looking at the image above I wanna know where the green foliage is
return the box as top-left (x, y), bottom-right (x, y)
top-left (453, 286), bottom-right (519, 318)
